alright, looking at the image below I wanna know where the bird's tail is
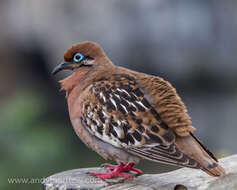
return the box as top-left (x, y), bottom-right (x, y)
top-left (175, 133), bottom-right (226, 176)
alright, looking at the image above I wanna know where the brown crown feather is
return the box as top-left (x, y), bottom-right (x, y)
top-left (64, 41), bottom-right (106, 61)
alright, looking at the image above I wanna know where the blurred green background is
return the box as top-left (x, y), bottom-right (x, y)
top-left (0, 0), bottom-right (236, 189)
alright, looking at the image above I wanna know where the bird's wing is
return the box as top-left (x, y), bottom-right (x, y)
top-left (135, 74), bottom-right (196, 137)
top-left (81, 73), bottom-right (176, 147)
top-left (80, 73), bottom-right (218, 170)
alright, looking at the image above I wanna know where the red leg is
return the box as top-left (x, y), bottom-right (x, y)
top-left (101, 163), bottom-right (117, 170)
top-left (123, 163), bottom-right (142, 176)
top-left (90, 162), bottom-right (143, 179)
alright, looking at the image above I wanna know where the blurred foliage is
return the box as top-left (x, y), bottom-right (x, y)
top-left (0, 91), bottom-right (106, 189)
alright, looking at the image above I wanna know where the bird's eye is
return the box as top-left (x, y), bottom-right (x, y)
top-left (73, 53), bottom-right (84, 63)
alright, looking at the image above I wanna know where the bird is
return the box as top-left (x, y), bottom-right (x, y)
top-left (52, 41), bottom-right (226, 179)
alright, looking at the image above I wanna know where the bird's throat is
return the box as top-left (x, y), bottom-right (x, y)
top-left (59, 67), bottom-right (90, 92)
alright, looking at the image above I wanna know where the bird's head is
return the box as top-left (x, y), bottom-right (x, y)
top-left (52, 41), bottom-right (109, 75)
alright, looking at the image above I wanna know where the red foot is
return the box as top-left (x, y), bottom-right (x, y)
top-left (90, 162), bottom-right (142, 179)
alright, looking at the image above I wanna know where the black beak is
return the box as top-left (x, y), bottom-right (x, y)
top-left (52, 61), bottom-right (72, 75)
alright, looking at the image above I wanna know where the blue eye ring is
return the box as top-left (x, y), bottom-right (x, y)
top-left (73, 52), bottom-right (84, 63)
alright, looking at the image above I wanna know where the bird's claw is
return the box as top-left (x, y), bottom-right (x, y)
top-left (90, 162), bottom-right (142, 179)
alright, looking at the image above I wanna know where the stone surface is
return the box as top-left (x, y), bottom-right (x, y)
top-left (42, 154), bottom-right (237, 190)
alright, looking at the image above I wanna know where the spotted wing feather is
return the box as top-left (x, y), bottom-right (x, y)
top-left (81, 74), bottom-right (200, 169)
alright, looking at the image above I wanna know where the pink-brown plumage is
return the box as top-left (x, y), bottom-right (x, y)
top-left (53, 41), bottom-right (225, 179)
